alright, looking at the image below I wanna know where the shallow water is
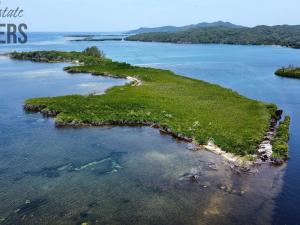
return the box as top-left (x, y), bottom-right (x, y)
top-left (0, 34), bottom-right (300, 224)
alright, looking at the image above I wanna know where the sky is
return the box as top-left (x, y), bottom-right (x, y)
top-left (2, 0), bottom-right (300, 32)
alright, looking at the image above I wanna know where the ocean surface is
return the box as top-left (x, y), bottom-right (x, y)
top-left (0, 33), bottom-right (300, 224)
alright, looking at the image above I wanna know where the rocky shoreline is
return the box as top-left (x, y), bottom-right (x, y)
top-left (259, 109), bottom-right (284, 165)
top-left (203, 109), bottom-right (285, 170)
top-left (23, 104), bottom-right (285, 171)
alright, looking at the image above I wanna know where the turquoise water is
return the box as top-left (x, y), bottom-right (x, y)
top-left (1, 33), bottom-right (300, 224)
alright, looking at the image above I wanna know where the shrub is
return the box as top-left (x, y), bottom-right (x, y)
top-left (82, 46), bottom-right (105, 58)
top-left (272, 116), bottom-right (291, 160)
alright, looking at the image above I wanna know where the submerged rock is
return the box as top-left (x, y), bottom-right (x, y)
top-left (24, 152), bottom-right (126, 179)
top-left (218, 184), bottom-right (247, 196)
top-left (189, 174), bottom-right (201, 182)
top-left (14, 198), bottom-right (48, 215)
top-left (270, 158), bottom-right (285, 166)
top-left (25, 166), bottom-right (61, 178)
top-left (187, 143), bottom-right (195, 151)
top-left (181, 169), bottom-right (202, 183)
top-left (206, 162), bottom-right (218, 171)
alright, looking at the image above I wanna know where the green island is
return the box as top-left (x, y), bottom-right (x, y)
top-left (126, 25), bottom-right (300, 49)
top-left (71, 37), bottom-right (123, 42)
top-left (275, 67), bottom-right (300, 79)
top-left (10, 47), bottom-right (290, 162)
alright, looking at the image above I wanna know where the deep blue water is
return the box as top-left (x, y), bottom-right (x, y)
top-left (0, 33), bottom-right (300, 224)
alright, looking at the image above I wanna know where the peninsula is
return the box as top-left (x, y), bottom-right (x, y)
top-left (10, 47), bottom-right (290, 163)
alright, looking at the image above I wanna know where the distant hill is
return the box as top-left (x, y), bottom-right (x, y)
top-left (126, 25), bottom-right (300, 49)
top-left (126, 21), bottom-right (244, 34)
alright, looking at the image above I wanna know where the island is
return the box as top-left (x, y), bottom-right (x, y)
top-left (126, 25), bottom-right (300, 49)
top-left (275, 67), bottom-right (300, 79)
top-left (10, 47), bottom-right (290, 165)
top-left (64, 34), bottom-right (127, 42)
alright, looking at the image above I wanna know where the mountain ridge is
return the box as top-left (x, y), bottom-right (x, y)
top-left (126, 21), bottom-right (244, 34)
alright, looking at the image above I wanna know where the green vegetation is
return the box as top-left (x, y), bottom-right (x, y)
top-left (126, 21), bottom-right (243, 34)
top-left (275, 67), bottom-right (300, 79)
top-left (242, 155), bottom-right (257, 162)
top-left (10, 49), bottom-right (106, 64)
top-left (71, 38), bottom-right (123, 42)
top-left (126, 25), bottom-right (300, 49)
top-left (11, 48), bottom-right (282, 157)
top-left (82, 46), bottom-right (105, 58)
top-left (272, 116), bottom-right (291, 160)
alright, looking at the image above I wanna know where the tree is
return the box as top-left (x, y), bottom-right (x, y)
top-left (82, 46), bottom-right (105, 58)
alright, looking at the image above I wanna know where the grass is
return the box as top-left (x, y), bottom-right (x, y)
top-left (272, 116), bottom-right (291, 160)
top-left (11, 49), bottom-right (280, 157)
top-left (275, 67), bottom-right (300, 79)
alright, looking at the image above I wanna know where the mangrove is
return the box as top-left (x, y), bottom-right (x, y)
top-left (10, 47), bottom-right (290, 161)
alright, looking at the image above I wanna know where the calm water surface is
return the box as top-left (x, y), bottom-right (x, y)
top-left (0, 33), bottom-right (300, 224)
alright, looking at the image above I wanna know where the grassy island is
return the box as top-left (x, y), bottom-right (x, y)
top-left (10, 48), bottom-right (287, 158)
top-left (275, 67), bottom-right (300, 79)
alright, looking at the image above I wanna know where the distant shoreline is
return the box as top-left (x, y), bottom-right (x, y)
top-left (126, 25), bottom-right (300, 49)
top-left (126, 38), bottom-right (300, 50)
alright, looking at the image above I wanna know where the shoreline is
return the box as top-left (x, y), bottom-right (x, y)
top-left (24, 103), bottom-right (283, 170)
top-left (125, 39), bottom-right (300, 50)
